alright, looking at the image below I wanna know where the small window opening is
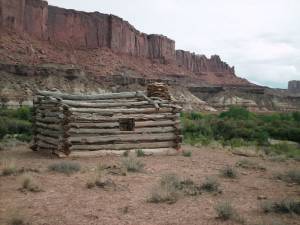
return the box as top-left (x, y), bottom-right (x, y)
top-left (119, 118), bottom-right (135, 131)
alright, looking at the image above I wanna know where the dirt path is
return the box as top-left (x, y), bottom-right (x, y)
top-left (0, 145), bottom-right (299, 225)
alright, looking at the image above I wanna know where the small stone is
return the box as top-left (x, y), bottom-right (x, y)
top-left (257, 195), bottom-right (267, 200)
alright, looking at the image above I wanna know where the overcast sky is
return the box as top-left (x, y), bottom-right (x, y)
top-left (47, 0), bottom-right (300, 88)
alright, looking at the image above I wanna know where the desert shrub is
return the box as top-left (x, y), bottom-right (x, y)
top-left (276, 169), bottom-right (300, 184)
top-left (236, 159), bottom-right (266, 171)
top-left (181, 108), bottom-right (300, 152)
top-left (7, 212), bottom-right (28, 225)
top-left (201, 177), bottom-right (220, 192)
top-left (48, 161), bottom-right (81, 175)
top-left (182, 150), bottom-right (192, 157)
top-left (0, 107), bottom-right (32, 141)
top-left (268, 143), bottom-right (300, 159)
top-left (268, 155), bottom-right (287, 162)
top-left (215, 201), bottom-right (234, 220)
top-left (149, 174), bottom-right (181, 204)
top-left (123, 150), bottom-right (129, 157)
top-left (0, 117), bottom-right (32, 140)
top-left (122, 156), bottom-right (144, 172)
top-left (136, 149), bottom-right (145, 157)
top-left (1, 160), bottom-right (17, 176)
top-left (219, 106), bottom-right (254, 120)
top-left (220, 166), bottom-right (238, 178)
top-left (262, 199), bottom-right (300, 214)
top-left (148, 174), bottom-right (201, 204)
top-left (21, 174), bottom-right (42, 192)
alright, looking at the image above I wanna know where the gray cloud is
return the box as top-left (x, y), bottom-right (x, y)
top-left (47, 0), bottom-right (300, 88)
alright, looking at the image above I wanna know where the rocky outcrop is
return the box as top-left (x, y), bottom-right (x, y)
top-left (176, 50), bottom-right (235, 75)
top-left (0, 0), bottom-right (175, 64)
top-left (0, 0), bottom-right (48, 38)
top-left (288, 80), bottom-right (300, 94)
top-left (0, 0), bottom-right (239, 77)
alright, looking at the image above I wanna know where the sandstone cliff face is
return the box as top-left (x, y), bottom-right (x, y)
top-left (0, 0), bottom-right (247, 85)
top-left (176, 50), bottom-right (235, 75)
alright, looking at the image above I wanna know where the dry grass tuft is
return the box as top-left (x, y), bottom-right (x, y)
top-left (20, 174), bottom-right (42, 193)
top-left (220, 166), bottom-right (238, 179)
top-left (201, 177), bottom-right (221, 193)
top-left (1, 159), bottom-right (17, 176)
top-left (275, 169), bottom-right (300, 184)
top-left (48, 161), bottom-right (81, 175)
top-left (236, 159), bottom-right (266, 171)
top-left (122, 156), bottom-right (144, 172)
top-left (148, 174), bottom-right (201, 204)
top-left (262, 199), bottom-right (300, 214)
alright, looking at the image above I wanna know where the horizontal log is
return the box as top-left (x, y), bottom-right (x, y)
top-left (38, 90), bottom-right (146, 100)
top-left (37, 140), bottom-right (57, 149)
top-left (69, 113), bottom-right (177, 122)
top-left (69, 126), bottom-right (175, 135)
top-left (55, 148), bottom-right (178, 158)
top-left (36, 117), bottom-right (62, 124)
top-left (69, 133), bottom-right (176, 144)
top-left (57, 100), bottom-right (168, 108)
top-left (68, 107), bottom-right (174, 114)
top-left (35, 107), bottom-right (62, 112)
top-left (36, 128), bottom-right (64, 138)
top-left (70, 141), bottom-right (176, 151)
top-left (36, 135), bottom-right (62, 146)
top-left (36, 122), bottom-right (62, 131)
top-left (69, 120), bottom-right (178, 129)
top-left (36, 112), bottom-right (64, 118)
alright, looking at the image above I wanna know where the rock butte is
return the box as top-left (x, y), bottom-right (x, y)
top-left (0, 0), bottom-right (244, 84)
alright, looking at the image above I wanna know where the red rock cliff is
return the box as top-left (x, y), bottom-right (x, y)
top-left (0, 0), bottom-right (243, 82)
top-left (176, 50), bottom-right (235, 75)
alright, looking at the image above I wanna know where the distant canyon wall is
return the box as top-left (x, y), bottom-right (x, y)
top-left (0, 0), bottom-right (236, 75)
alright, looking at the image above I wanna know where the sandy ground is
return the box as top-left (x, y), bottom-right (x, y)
top-left (0, 145), bottom-right (299, 225)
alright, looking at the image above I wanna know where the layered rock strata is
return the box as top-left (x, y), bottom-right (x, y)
top-left (0, 0), bottom-right (240, 78)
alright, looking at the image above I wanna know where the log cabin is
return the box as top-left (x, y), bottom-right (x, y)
top-left (32, 86), bottom-right (182, 157)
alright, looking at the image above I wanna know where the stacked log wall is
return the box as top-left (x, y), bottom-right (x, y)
top-left (33, 91), bottom-right (182, 156)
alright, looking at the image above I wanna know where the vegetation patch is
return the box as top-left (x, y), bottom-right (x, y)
top-left (122, 156), bottom-right (144, 172)
top-left (201, 176), bottom-right (221, 193)
top-left (275, 169), bottom-right (300, 184)
top-left (215, 201), bottom-right (244, 223)
top-left (262, 199), bottom-right (300, 215)
top-left (1, 160), bottom-right (17, 176)
top-left (136, 149), bottom-right (145, 157)
top-left (20, 174), bottom-right (43, 193)
top-left (181, 108), bottom-right (300, 160)
top-left (220, 166), bottom-right (238, 179)
top-left (7, 212), bottom-right (28, 225)
top-left (236, 159), bottom-right (266, 171)
top-left (182, 150), bottom-right (192, 157)
top-left (48, 161), bottom-right (81, 175)
top-left (0, 107), bottom-right (32, 142)
top-left (148, 174), bottom-right (201, 204)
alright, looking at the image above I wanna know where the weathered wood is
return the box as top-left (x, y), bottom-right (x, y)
top-left (36, 117), bottom-right (62, 124)
top-left (37, 140), bottom-right (57, 149)
top-left (69, 113), bottom-right (176, 122)
top-left (36, 128), bottom-right (64, 138)
top-left (70, 142), bottom-right (175, 151)
top-left (36, 135), bottom-right (61, 146)
top-left (68, 107), bottom-right (173, 114)
top-left (57, 100), bottom-right (168, 108)
top-left (36, 122), bottom-right (62, 131)
top-left (66, 149), bottom-right (178, 157)
top-left (36, 112), bottom-right (64, 118)
top-left (69, 120), bottom-right (178, 129)
top-left (69, 133), bottom-right (176, 144)
top-left (69, 126), bottom-right (175, 135)
top-left (55, 148), bottom-right (178, 158)
top-left (38, 90), bottom-right (146, 100)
